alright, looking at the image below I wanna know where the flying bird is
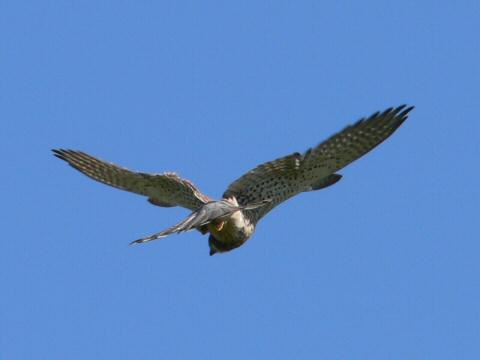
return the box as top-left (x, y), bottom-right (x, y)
top-left (53, 105), bottom-right (413, 255)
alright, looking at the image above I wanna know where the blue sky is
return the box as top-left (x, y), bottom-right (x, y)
top-left (1, 1), bottom-right (479, 358)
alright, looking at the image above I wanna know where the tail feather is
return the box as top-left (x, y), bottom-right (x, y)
top-left (129, 212), bottom-right (198, 245)
top-left (129, 199), bottom-right (266, 245)
top-left (130, 198), bottom-right (271, 246)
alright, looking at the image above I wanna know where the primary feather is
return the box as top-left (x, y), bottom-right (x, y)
top-left (53, 105), bottom-right (413, 254)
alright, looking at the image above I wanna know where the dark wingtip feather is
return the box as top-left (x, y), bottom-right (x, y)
top-left (52, 149), bottom-right (68, 161)
top-left (398, 105), bottom-right (414, 118)
top-left (384, 104), bottom-right (414, 133)
top-left (52, 149), bottom-right (89, 165)
top-left (382, 107), bottom-right (394, 116)
top-left (393, 104), bottom-right (414, 125)
top-left (367, 111), bottom-right (380, 122)
top-left (129, 239), bottom-right (144, 246)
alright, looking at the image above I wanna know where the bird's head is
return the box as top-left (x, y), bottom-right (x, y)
top-left (208, 234), bottom-right (242, 256)
top-left (208, 234), bottom-right (224, 256)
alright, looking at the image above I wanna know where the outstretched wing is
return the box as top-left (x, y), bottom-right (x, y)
top-left (53, 149), bottom-right (211, 210)
top-left (223, 105), bottom-right (413, 223)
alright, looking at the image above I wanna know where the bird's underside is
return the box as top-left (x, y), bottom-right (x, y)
top-left (53, 104), bottom-right (413, 255)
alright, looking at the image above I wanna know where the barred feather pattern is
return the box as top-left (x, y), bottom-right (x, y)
top-left (224, 105), bottom-right (413, 223)
top-left (53, 149), bottom-right (210, 210)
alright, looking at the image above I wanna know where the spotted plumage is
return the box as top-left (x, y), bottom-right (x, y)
top-left (54, 105), bottom-right (413, 255)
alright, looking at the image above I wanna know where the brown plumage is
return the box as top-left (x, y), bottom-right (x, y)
top-left (53, 105), bottom-right (413, 255)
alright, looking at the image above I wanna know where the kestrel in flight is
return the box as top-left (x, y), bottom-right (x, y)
top-left (53, 105), bottom-right (413, 255)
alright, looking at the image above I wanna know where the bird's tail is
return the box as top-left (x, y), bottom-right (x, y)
top-left (130, 199), bottom-right (270, 245)
top-left (129, 211), bottom-right (204, 245)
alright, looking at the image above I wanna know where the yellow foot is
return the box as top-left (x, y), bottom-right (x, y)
top-left (214, 221), bottom-right (225, 231)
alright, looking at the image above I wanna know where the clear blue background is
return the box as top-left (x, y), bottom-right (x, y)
top-left (2, 1), bottom-right (479, 358)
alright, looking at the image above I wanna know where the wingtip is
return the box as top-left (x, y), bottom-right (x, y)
top-left (397, 104), bottom-right (415, 119)
top-left (52, 148), bottom-right (67, 161)
top-left (52, 149), bottom-right (95, 166)
top-left (396, 103), bottom-right (414, 111)
top-left (52, 148), bottom-right (74, 160)
top-left (129, 238), bottom-right (148, 246)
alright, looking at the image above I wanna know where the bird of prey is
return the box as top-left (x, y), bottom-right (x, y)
top-left (53, 105), bottom-right (413, 255)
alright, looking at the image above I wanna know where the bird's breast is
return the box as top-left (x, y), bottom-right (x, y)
top-left (208, 210), bottom-right (255, 247)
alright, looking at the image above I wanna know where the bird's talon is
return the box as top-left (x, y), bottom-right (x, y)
top-left (215, 221), bottom-right (225, 231)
